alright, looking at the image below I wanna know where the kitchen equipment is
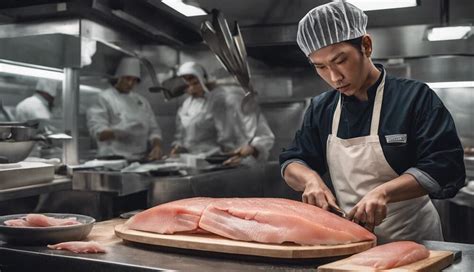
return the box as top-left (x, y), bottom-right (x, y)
top-left (201, 10), bottom-right (259, 115)
top-left (0, 161), bottom-right (55, 190)
top-left (204, 154), bottom-right (233, 164)
top-left (115, 224), bottom-right (375, 259)
top-left (0, 121), bottom-right (38, 141)
top-left (0, 213), bottom-right (95, 245)
top-left (0, 121), bottom-right (72, 163)
top-left (317, 250), bottom-right (454, 271)
top-left (328, 204), bottom-right (347, 219)
top-left (159, 76), bottom-right (188, 100)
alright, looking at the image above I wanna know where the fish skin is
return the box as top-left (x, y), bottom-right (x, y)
top-left (126, 197), bottom-right (376, 245)
top-left (346, 241), bottom-right (430, 269)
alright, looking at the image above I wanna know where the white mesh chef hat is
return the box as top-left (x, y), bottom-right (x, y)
top-left (297, 1), bottom-right (368, 56)
top-left (115, 57), bottom-right (141, 81)
top-left (176, 62), bottom-right (209, 93)
top-left (36, 78), bottom-right (60, 98)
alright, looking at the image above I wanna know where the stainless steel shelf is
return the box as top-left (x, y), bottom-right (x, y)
top-left (0, 176), bottom-right (72, 201)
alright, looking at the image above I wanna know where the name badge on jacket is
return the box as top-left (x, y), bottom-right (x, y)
top-left (385, 134), bottom-right (407, 144)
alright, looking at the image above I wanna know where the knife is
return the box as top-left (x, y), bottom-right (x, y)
top-left (328, 204), bottom-right (347, 219)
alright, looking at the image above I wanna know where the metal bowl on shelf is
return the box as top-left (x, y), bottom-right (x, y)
top-left (0, 121), bottom-right (71, 163)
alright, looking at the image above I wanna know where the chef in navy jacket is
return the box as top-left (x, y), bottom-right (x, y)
top-left (279, 2), bottom-right (465, 243)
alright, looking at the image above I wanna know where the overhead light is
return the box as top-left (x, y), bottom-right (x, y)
top-left (426, 26), bottom-right (472, 41)
top-left (162, 0), bottom-right (207, 17)
top-left (0, 60), bottom-right (63, 81)
top-left (344, 0), bottom-right (418, 11)
top-left (427, 81), bottom-right (474, 89)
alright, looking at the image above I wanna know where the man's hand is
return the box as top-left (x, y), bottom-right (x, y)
top-left (147, 138), bottom-right (162, 161)
top-left (169, 145), bottom-right (187, 156)
top-left (223, 144), bottom-right (257, 166)
top-left (98, 129), bottom-right (115, 141)
top-left (283, 162), bottom-right (339, 211)
top-left (302, 176), bottom-right (339, 211)
top-left (347, 174), bottom-right (429, 232)
top-left (347, 187), bottom-right (388, 232)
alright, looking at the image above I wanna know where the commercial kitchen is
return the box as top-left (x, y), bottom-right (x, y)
top-left (0, 0), bottom-right (473, 271)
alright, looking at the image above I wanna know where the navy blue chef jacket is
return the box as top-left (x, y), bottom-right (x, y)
top-left (280, 65), bottom-right (465, 199)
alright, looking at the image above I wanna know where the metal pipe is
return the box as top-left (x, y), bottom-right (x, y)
top-left (62, 67), bottom-right (80, 165)
top-left (440, 0), bottom-right (450, 26)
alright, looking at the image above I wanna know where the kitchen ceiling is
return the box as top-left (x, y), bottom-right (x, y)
top-left (188, 0), bottom-right (474, 65)
top-left (0, 0), bottom-right (472, 66)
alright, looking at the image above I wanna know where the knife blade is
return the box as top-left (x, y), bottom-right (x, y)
top-left (328, 204), bottom-right (347, 219)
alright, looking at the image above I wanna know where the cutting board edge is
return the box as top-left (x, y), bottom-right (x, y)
top-left (114, 224), bottom-right (376, 259)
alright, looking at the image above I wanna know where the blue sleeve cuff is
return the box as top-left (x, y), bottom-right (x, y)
top-left (404, 167), bottom-right (441, 193)
top-left (280, 159), bottom-right (309, 178)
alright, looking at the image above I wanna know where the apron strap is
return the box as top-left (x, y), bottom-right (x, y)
top-left (331, 70), bottom-right (387, 136)
top-left (370, 72), bottom-right (386, 136)
top-left (331, 95), bottom-right (342, 135)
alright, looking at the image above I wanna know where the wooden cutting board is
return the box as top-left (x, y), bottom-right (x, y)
top-left (317, 250), bottom-right (454, 271)
top-left (115, 224), bottom-right (376, 259)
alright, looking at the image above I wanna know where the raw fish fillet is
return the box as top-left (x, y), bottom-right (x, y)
top-left (126, 197), bottom-right (375, 245)
top-left (47, 241), bottom-right (106, 254)
top-left (125, 197), bottom-right (215, 234)
top-left (199, 198), bottom-right (375, 245)
top-left (4, 214), bottom-right (80, 227)
top-left (4, 218), bottom-right (31, 227)
top-left (25, 214), bottom-right (81, 227)
top-left (345, 241), bottom-right (430, 269)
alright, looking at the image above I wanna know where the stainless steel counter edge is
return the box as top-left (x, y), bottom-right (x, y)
top-left (0, 239), bottom-right (473, 271)
top-left (0, 176), bottom-right (72, 202)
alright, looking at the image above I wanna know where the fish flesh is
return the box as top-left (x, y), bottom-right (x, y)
top-left (4, 218), bottom-right (31, 227)
top-left (3, 214), bottom-right (81, 227)
top-left (125, 197), bottom-right (214, 234)
top-left (126, 197), bottom-right (375, 245)
top-left (25, 214), bottom-right (81, 227)
top-left (47, 241), bottom-right (106, 254)
top-left (199, 198), bottom-right (375, 245)
top-left (345, 241), bottom-right (430, 269)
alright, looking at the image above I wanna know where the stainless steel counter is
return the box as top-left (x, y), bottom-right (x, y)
top-left (71, 163), bottom-right (290, 207)
top-left (0, 219), bottom-right (472, 272)
top-left (148, 165), bottom-right (266, 206)
top-left (0, 175), bottom-right (71, 202)
top-left (72, 171), bottom-right (152, 197)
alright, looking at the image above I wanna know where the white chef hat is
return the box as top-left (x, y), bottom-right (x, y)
top-left (296, 1), bottom-right (368, 56)
top-left (115, 57), bottom-right (141, 81)
top-left (176, 62), bottom-right (209, 93)
top-left (35, 78), bottom-right (60, 98)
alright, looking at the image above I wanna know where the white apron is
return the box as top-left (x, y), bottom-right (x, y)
top-left (326, 72), bottom-right (443, 243)
top-left (177, 95), bottom-right (220, 154)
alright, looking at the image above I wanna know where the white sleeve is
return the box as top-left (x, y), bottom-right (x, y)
top-left (144, 100), bottom-right (162, 142)
top-left (172, 108), bottom-right (184, 147)
top-left (250, 113), bottom-right (275, 161)
top-left (86, 95), bottom-right (111, 139)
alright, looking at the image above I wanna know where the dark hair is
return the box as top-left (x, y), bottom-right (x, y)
top-left (344, 36), bottom-right (364, 53)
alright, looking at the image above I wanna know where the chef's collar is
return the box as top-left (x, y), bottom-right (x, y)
top-left (343, 64), bottom-right (384, 102)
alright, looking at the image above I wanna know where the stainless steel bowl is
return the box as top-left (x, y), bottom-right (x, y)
top-left (0, 125), bottom-right (37, 141)
top-left (0, 141), bottom-right (36, 163)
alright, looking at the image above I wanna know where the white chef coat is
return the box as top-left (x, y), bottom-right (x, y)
top-left (87, 86), bottom-right (162, 159)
